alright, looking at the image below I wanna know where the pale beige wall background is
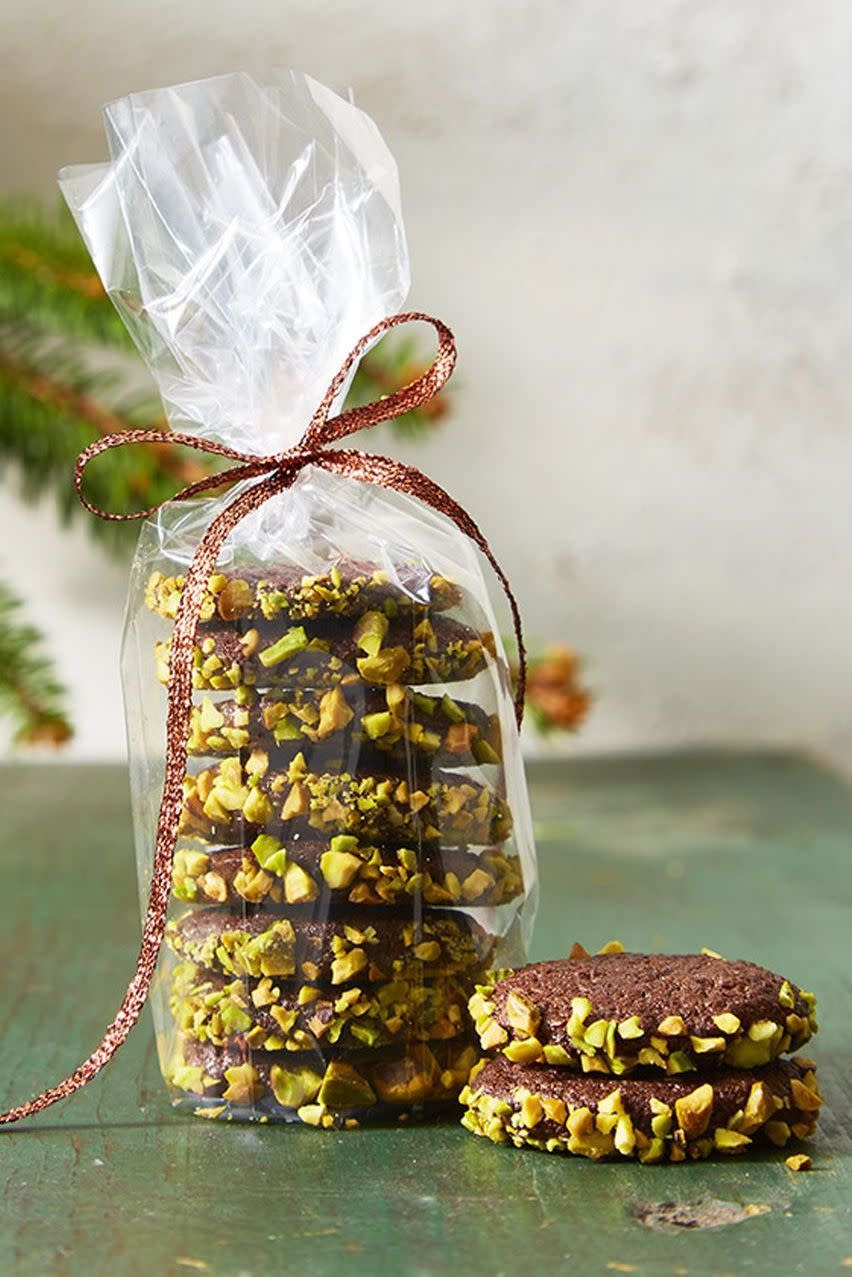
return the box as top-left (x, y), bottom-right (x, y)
top-left (1, 1), bottom-right (851, 765)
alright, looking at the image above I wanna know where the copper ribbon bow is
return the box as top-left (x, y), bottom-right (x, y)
top-left (0, 311), bottom-right (525, 1126)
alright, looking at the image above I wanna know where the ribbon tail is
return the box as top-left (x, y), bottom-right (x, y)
top-left (0, 467), bottom-right (294, 1126)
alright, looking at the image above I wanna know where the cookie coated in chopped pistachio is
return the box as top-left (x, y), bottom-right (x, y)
top-left (172, 835), bottom-right (524, 909)
top-left (460, 1055), bottom-right (821, 1162)
top-left (165, 907), bottom-right (497, 986)
top-left (470, 950), bottom-right (817, 1074)
top-left (145, 560), bottom-right (462, 625)
top-left (156, 613), bottom-right (494, 692)
top-left (186, 685), bottom-right (502, 769)
top-left (179, 752), bottom-right (513, 847)
top-left (170, 962), bottom-right (470, 1053)
top-left (168, 1037), bottom-right (480, 1125)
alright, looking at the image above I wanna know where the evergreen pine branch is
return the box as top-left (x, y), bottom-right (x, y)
top-left (0, 200), bottom-right (131, 349)
top-left (0, 325), bottom-right (218, 555)
top-left (0, 581), bottom-right (72, 745)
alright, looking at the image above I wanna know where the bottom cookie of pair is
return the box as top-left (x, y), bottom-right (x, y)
top-left (460, 1055), bottom-right (820, 1162)
top-left (167, 1037), bottom-right (479, 1127)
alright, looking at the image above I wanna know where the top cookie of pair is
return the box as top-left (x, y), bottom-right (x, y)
top-left (471, 947), bottom-right (817, 1075)
top-left (145, 558), bottom-right (462, 625)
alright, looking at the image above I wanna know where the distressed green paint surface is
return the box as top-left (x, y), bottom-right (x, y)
top-left (0, 752), bottom-right (849, 1276)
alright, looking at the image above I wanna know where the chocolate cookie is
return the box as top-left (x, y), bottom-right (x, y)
top-left (146, 560), bottom-right (462, 624)
top-left (186, 686), bottom-right (502, 769)
top-left (156, 613), bottom-right (494, 692)
top-left (470, 950), bottom-right (817, 1073)
top-left (168, 1037), bottom-right (480, 1125)
top-left (180, 755), bottom-right (513, 847)
top-left (172, 836), bottom-right (524, 909)
top-left (460, 1054), bottom-right (821, 1161)
top-left (170, 962), bottom-right (469, 1053)
top-left (165, 908), bottom-right (496, 986)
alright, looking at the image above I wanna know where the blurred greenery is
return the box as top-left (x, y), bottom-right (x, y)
top-left (0, 199), bottom-right (586, 746)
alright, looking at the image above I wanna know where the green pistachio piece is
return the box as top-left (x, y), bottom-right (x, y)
top-left (283, 861), bottom-right (319, 904)
top-left (504, 991), bottom-right (541, 1037)
top-left (198, 698), bottom-right (225, 732)
top-left (317, 1061), bottom-right (376, 1111)
top-left (584, 1019), bottom-right (610, 1049)
top-left (252, 834), bottom-right (285, 870)
top-left (350, 1022), bottom-right (382, 1047)
top-left (330, 949), bottom-right (368, 985)
top-left (472, 739), bottom-right (501, 765)
top-left (353, 611), bottom-right (389, 657)
top-left (617, 1015), bottom-right (644, 1040)
top-left (243, 787), bottom-right (272, 824)
top-left (219, 1003), bottom-right (252, 1033)
top-left (330, 835), bottom-right (360, 854)
top-left (241, 921), bottom-right (296, 977)
top-left (269, 1065), bottom-right (323, 1109)
top-left (714, 1127), bottom-right (752, 1152)
top-left (503, 1038), bottom-right (543, 1064)
top-left (320, 848), bottom-right (363, 889)
top-left (637, 1136), bottom-right (665, 1164)
top-left (726, 1038), bottom-right (773, 1068)
top-left (542, 1044), bottom-right (572, 1066)
top-left (778, 980), bottom-right (795, 1009)
top-left (273, 717), bottom-right (304, 742)
top-left (748, 1019), bottom-right (779, 1042)
top-left (258, 627), bottom-right (309, 667)
top-left (171, 1064), bottom-right (205, 1093)
top-left (439, 694), bottom-right (465, 723)
top-left (362, 711), bottom-right (393, 740)
top-left (357, 647), bottom-right (410, 684)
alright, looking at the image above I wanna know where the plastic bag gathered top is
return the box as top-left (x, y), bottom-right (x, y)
top-left (61, 72), bottom-right (537, 1126)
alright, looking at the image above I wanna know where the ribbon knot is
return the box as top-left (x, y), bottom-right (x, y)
top-left (1, 310), bottom-right (525, 1126)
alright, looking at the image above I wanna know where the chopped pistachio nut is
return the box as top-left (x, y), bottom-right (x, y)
top-left (712, 1012), bottom-right (741, 1035)
top-left (713, 1127), bottom-right (752, 1153)
top-left (504, 991), bottom-right (541, 1038)
top-left (617, 1016), bottom-right (644, 1040)
top-left (674, 1084), bottom-right (714, 1139)
top-left (657, 1015), bottom-right (687, 1036)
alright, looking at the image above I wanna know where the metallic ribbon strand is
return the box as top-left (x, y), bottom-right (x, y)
top-left (0, 311), bottom-right (525, 1126)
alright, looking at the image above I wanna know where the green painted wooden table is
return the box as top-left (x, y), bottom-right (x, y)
top-left (1, 752), bottom-right (850, 1276)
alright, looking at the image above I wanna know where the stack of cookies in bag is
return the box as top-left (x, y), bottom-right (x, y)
top-left (145, 558), bottom-right (526, 1125)
top-left (462, 944), bottom-right (821, 1163)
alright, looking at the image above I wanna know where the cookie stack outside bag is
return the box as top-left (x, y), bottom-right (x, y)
top-left (139, 556), bottom-right (534, 1126)
top-left (462, 944), bottom-right (821, 1162)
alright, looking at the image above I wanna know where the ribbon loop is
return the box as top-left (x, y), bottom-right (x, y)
top-left (301, 313), bottom-right (457, 450)
top-left (0, 309), bottom-right (524, 1128)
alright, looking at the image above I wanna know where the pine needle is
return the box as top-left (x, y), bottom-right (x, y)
top-left (0, 583), bottom-right (72, 745)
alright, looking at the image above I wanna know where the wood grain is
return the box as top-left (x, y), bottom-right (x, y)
top-left (0, 753), bottom-right (849, 1276)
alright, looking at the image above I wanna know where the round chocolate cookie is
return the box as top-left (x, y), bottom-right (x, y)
top-left (186, 687), bottom-right (502, 770)
top-left (460, 1054), bottom-right (821, 1162)
top-left (156, 613), bottom-right (494, 692)
top-left (170, 963), bottom-right (470, 1053)
top-left (172, 836), bottom-right (524, 909)
top-left (179, 756), bottom-right (513, 847)
top-left (165, 907), bottom-right (497, 986)
top-left (470, 951), bottom-right (817, 1073)
top-left (146, 560), bottom-right (462, 625)
top-left (168, 1037), bottom-right (480, 1126)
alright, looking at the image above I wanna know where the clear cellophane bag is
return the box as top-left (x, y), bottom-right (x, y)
top-left (61, 71), bottom-right (537, 1126)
